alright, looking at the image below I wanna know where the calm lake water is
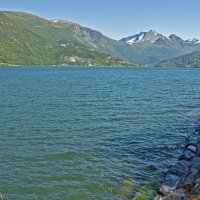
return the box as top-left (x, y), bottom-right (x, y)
top-left (0, 67), bottom-right (200, 200)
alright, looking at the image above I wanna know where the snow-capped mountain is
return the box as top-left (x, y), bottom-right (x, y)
top-left (119, 31), bottom-right (200, 64)
top-left (120, 31), bottom-right (200, 48)
top-left (120, 30), bottom-right (168, 44)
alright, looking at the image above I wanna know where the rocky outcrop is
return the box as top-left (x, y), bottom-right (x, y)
top-left (71, 24), bottom-right (112, 49)
top-left (155, 125), bottom-right (200, 200)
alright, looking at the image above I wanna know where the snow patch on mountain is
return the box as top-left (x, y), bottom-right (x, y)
top-left (126, 33), bottom-right (145, 44)
top-left (127, 38), bottom-right (136, 45)
top-left (51, 19), bottom-right (70, 24)
top-left (52, 19), bottom-right (59, 23)
top-left (139, 34), bottom-right (144, 41)
top-left (186, 38), bottom-right (200, 45)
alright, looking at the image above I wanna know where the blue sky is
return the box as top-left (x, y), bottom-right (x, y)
top-left (1, 0), bottom-right (200, 40)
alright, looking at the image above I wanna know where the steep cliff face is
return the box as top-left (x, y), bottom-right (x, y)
top-left (70, 24), bottom-right (111, 48)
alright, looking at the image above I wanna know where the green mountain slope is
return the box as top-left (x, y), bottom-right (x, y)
top-left (2, 11), bottom-right (146, 64)
top-left (121, 42), bottom-right (183, 65)
top-left (156, 51), bottom-right (200, 67)
top-left (0, 12), bottom-right (58, 65)
top-left (0, 11), bottom-right (138, 66)
top-left (3, 11), bottom-right (79, 44)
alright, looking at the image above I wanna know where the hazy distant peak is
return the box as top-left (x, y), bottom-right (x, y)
top-left (169, 34), bottom-right (182, 39)
top-left (186, 38), bottom-right (200, 45)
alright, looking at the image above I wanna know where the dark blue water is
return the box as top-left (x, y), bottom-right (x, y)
top-left (0, 67), bottom-right (200, 200)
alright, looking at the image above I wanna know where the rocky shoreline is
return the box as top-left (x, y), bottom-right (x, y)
top-left (154, 125), bottom-right (200, 200)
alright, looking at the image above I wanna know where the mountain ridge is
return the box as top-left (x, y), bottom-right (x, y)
top-left (120, 30), bottom-right (200, 46)
top-left (119, 30), bottom-right (200, 64)
top-left (0, 11), bottom-right (138, 67)
top-left (1, 11), bottom-right (200, 67)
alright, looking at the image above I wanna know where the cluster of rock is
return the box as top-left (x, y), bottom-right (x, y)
top-left (154, 125), bottom-right (200, 200)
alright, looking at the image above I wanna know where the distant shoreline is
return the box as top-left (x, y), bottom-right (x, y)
top-left (1, 65), bottom-right (200, 68)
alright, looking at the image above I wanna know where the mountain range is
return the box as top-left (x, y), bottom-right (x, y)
top-left (0, 11), bottom-right (200, 67)
top-left (120, 30), bottom-right (200, 65)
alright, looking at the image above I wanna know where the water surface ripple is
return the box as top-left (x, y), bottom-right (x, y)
top-left (0, 67), bottom-right (200, 200)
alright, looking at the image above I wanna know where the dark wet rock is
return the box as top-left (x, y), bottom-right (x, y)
top-left (191, 157), bottom-right (200, 171)
top-left (168, 161), bottom-right (190, 177)
top-left (163, 174), bottom-right (181, 188)
top-left (196, 143), bottom-right (200, 156)
top-left (193, 185), bottom-right (200, 195)
top-left (159, 174), bottom-right (181, 197)
top-left (195, 178), bottom-right (200, 185)
top-left (185, 142), bottom-right (197, 149)
top-left (155, 124), bottom-right (200, 200)
top-left (156, 189), bottom-right (186, 200)
top-left (186, 134), bottom-right (199, 144)
top-left (182, 168), bottom-right (199, 189)
top-left (170, 189), bottom-right (186, 200)
top-left (179, 150), bottom-right (196, 161)
top-left (190, 168), bottom-right (199, 177)
top-left (193, 178), bottom-right (200, 195)
top-left (185, 145), bottom-right (197, 153)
